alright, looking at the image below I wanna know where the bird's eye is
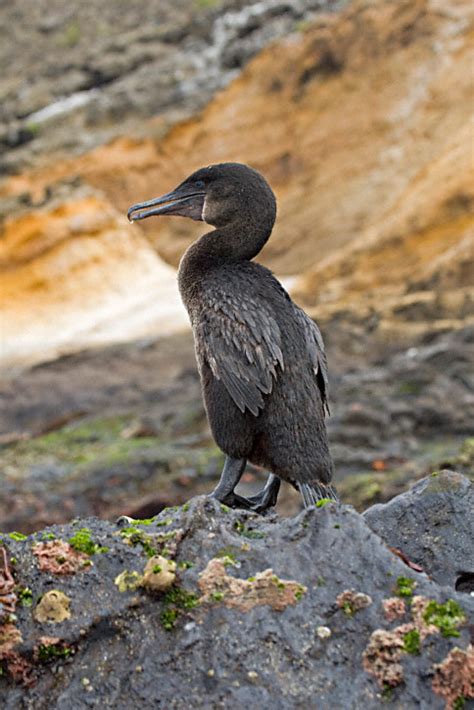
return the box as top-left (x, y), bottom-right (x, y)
top-left (195, 180), bottom-right (205, 189)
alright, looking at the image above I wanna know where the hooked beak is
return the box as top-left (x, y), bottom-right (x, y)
top-left (127, 185), bottom-right (205, 223)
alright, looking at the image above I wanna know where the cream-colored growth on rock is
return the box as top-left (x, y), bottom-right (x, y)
top-left (34, 590), bottom-right (71, 623)
top-left (198, 558), bottom-right (306, 612)
top-left (141, 556), bottom-right (176, 592)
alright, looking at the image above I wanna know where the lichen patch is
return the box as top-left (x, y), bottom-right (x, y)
top-left (362, 629), bottom-right (405, 688)
top-left (336, 589), bottom-right (372, 616)
top-left (363, 596), bottom-right (468, 689)
top-left (0, 546), bottom-right (17, 621)
top-left (141, 556), bottom-right (176, 592)
top-left (114, 570), bottom-right (142, 593)
top-left (33, 540), bottom-right (91, 575)
top-left (34, 590), bottom-right (71, 623)
top-left (0, 623), bottom-right (22, 652)
top-left (432, 645), bottom-right (474, 710)
top-left (198, 558), bottom-right (306, 612)
top-left (382, 597), bottom-right (406, 622)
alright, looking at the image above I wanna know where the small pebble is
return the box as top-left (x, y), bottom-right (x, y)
top-left (207, 669), bottom-right (215, 677)
top-left (247, 671), bottom-right (258, 680)
top-left (316, 626), bottom-right (332, 639)
top-left (81, 677), bottom-right (90, 687)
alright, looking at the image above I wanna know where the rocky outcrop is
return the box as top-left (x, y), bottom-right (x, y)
top-left (364, 470), bottom-right (474, 592)
top-left (0, 472), bottom-right (472, 708)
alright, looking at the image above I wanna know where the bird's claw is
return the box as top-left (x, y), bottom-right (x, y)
top-left (210, 486), bottom-right (278, 514)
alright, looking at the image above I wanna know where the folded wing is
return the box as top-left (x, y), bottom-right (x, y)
top-left (195, 289), bottom-right (284, 417)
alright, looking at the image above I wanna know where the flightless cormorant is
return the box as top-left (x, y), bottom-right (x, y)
top-left (128, 163), bottom-right (336, 511)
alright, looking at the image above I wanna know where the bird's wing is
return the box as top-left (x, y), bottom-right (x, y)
top-left (195, 289), bottom-right (284, 417)
top-left (294, 306), bottom-right (330, 415)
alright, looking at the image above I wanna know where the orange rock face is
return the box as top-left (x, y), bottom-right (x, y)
top-left (1, 0), bottom-right (472, 364)
top-left (0, 195), bottom-right (188, 367)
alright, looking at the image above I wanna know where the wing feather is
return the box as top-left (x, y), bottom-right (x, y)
top-left (195, 286), bottom-right (284, 416)
top-left (294, 306), bottom-right (330, 414)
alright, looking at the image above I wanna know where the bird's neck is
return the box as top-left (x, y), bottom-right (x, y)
top-left (178, 215), bottom-right (273, 299)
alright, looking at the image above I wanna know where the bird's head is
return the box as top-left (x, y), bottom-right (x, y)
top-left (127, 163), bottom-right (276, 231)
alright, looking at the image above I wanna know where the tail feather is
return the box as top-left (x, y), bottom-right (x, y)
top-left (297, 480), bottom-right (339, 508)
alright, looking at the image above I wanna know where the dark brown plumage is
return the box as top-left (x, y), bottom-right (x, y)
top-left (128, 163), bottom-right (336, 510)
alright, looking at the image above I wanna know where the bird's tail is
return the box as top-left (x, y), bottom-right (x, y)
top-left (297, 480), bottom-right (339, 508)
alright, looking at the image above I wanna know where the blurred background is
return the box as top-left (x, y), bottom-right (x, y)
top-left (0, 0), bottom-right (472, 532)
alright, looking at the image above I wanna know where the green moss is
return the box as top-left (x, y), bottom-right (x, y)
top-left (120, 529), bottom-right (155, 557)
top-left (216, 548), bottom-right (238, 564)
top-left (316, 498), bottom-right (334, 508)
top-left (271, 575), bottom-right (286, 590)
top-left (160, 586), bottom-right (199, 631)
top-left (37, 642), bottom-right (72, 662)
top-left (130, 517), bottom-right (156, 525)
top-left (333, 524), bottom-right (341, 529)
top-left (394, 576), bottom-right (416, 598)
top-left (341, 601), bottom-right (354, 616)
top-left (211, 591), bottom-right (224, 602)
top-left (119, 526), bottom-right (178, 558)
top-left (160, 608), bottom-right (179, 631)
top-left (317, 576), bottom-right (326, 587)
top-left (195, 0), bottom-right (221, 9)
top-left (155, 518), bottom-right (173, 527)
top-left (402, 629), bottom-right (421, 654)
top-left (69, 528), bottom-right (108, 555)
top-left (152, 564), bottom-right (162, 574)
top-left (0, 415), bottom-right (164, 472)
top-left (295, 586), bottom-right (306, 601)
top-left (423, 599), bottom-right (465, 638)
top-left (220, 504), bottom-right (231, 513)
top-left (453, 697), bottom-right (466, 710)
top-left (234, 522), bottom-right (265, 539)
top-left (181, 503), bottom-right (190, 512)
top-left (177, 560), bottom-right (194, 570)
top-left (18, 587), bottom-right (33, 607)
top-left (8, 531), bottom-right (27, 541)
top-left (164, 587), bottom-right (199, 611)
top-left (41, 532), bottom-right (57, 541)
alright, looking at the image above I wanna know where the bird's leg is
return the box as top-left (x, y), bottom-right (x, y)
top-left (246, 473), bottom-right (281, 513)
top-left (210, 456), bottom-right (253, 509)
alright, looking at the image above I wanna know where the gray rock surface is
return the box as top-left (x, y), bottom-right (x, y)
top-left (365, 470), bottom-right (474, 592)
top-left (1, 472), bottom-right (472, 708)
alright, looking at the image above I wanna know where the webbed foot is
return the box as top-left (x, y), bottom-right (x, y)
top-left (246, 474), bottom-right (281, 513)
top-left (210, 458), bottom-right (281, 513)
